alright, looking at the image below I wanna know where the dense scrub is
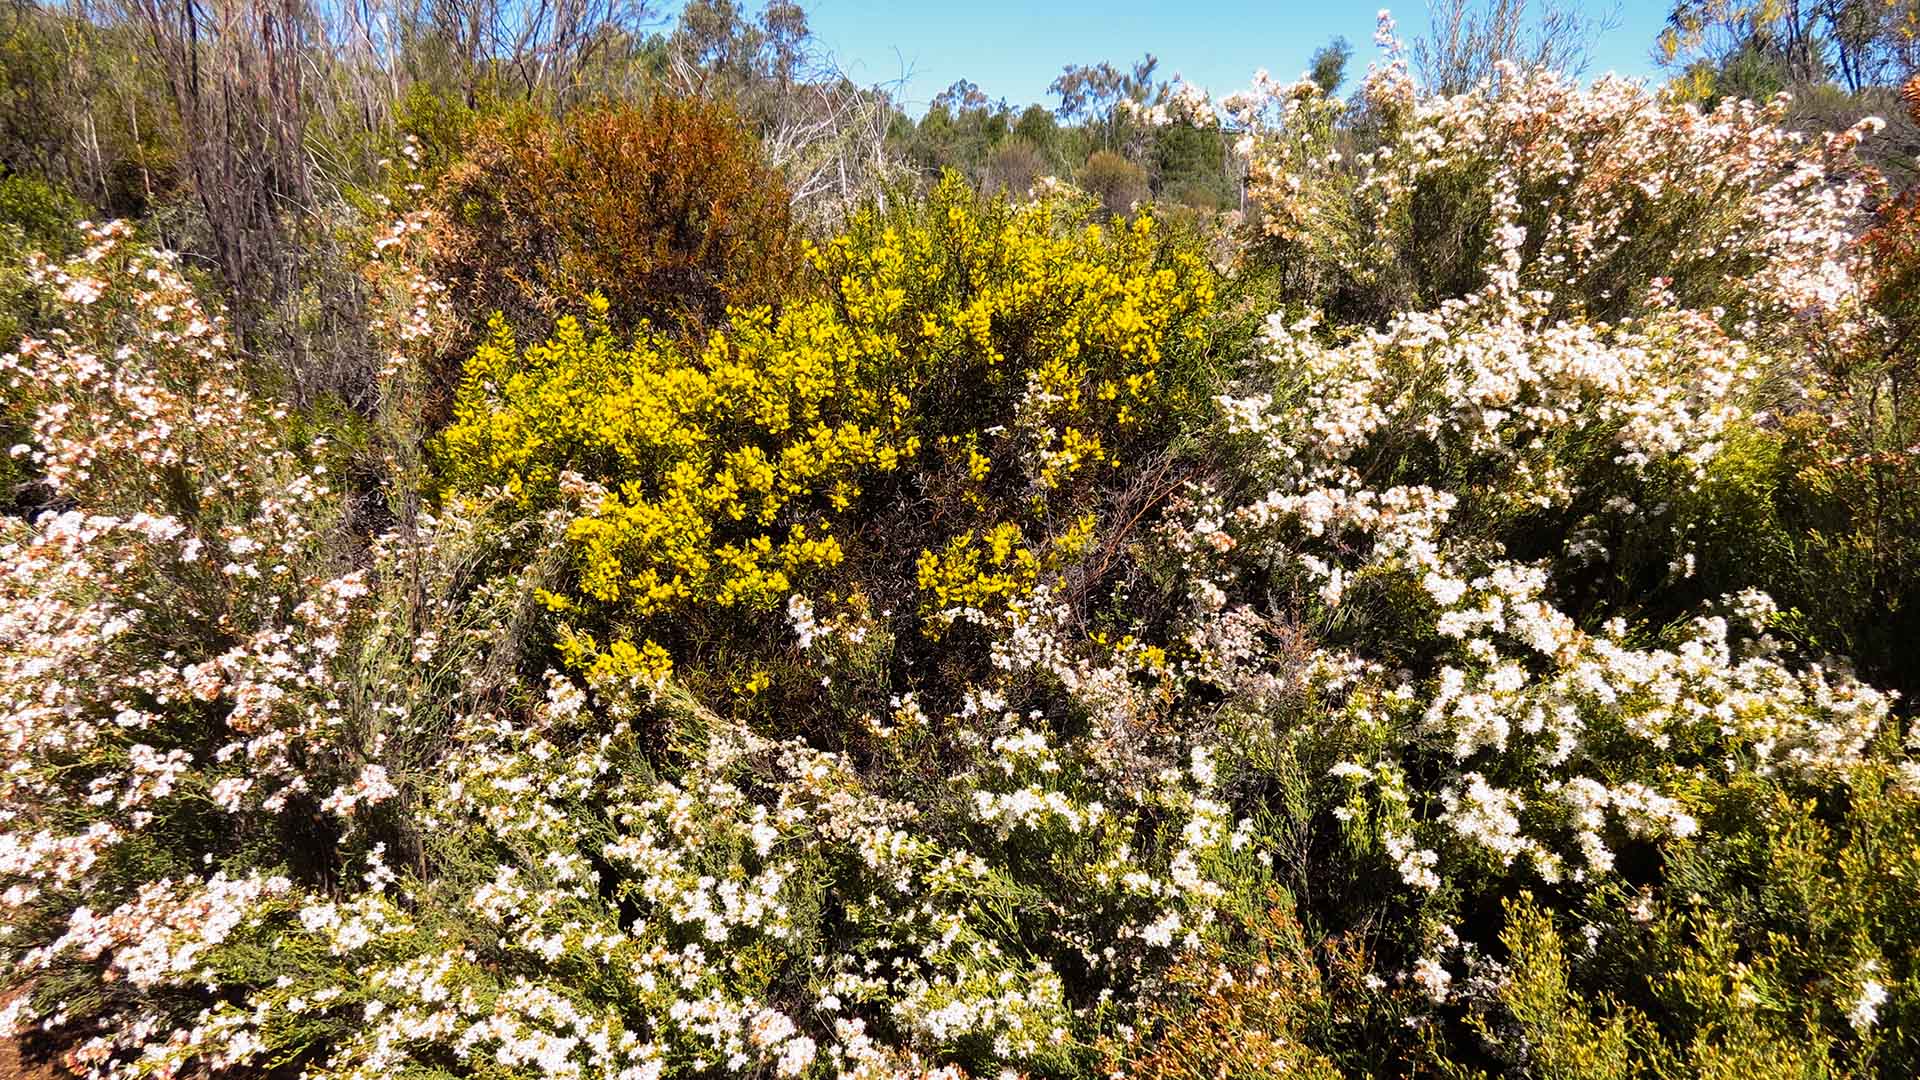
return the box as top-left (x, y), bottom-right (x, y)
top-left (2, 8), bottom-right (1919, 1080)
top-left (438, 174), bottom-right (1216, 693)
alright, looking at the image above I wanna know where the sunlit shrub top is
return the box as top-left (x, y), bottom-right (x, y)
top-left (1166, 25), bottom-right (1886, 336)
top-left (438, 174), bottom-right (1217, 679)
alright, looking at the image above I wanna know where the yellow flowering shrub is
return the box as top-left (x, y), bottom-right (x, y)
top-left (438, 174), bottom-right (1218, 672)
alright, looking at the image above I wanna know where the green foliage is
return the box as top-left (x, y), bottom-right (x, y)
top-left (0, 5), bottom-right (181, 218)
top-left (1655, 417), bottom-right (1920, 703)
top-left (1451, 748), bottom-right (1920, 1078)
top-left (892, 66), bottom-right (1233, 215)
top-left (894, 92), bottom-right (1082, 194)
top-left (1309, 35), bottom-right (1353, 95)
top-left (0, 175), bottom-right (82, 504)
top-left (0, 171), bottom-right (82, 249)
top-left (982, 137), bottom-right (1048, 195)
top-left (0, 170), bottom-right (81, 354)
top-left (1470, 895), bottom-right (1647, 1080)
top-left (1611, 191), bottom-right (1920, 704)
top-left (1149, 123), bottom-right (1233, 209)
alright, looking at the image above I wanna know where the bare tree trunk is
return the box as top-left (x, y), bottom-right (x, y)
top-left (130, 0), bottom-right (314, 372)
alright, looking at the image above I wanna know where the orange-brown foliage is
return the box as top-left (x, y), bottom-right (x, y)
top-left (1112, 899), bottom-right (1348, 1080)
top-left (432, 97), bottom-right (801, 342)
top-left (1863, 187), bottom-right (1920, 332)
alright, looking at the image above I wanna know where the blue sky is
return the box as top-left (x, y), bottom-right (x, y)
top-left (793, 1), bottom-right (1677, 114)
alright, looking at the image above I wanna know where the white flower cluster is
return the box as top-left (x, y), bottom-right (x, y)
top-left (785, 593), bottom-right (873, 656)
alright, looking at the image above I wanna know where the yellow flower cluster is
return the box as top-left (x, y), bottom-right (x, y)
top-left (439, 175), bottom-right (1216, 672)
top-left (442, 296), bottom-right (915, 618)
top-left (555, 628), bottom-right (675, 685)
top-left (917, 523), bottom-right (1041, 617)
top-left (813, 177), bottom-right (1215, 439)
top-left (915, 515), bottom-right (1099, 634)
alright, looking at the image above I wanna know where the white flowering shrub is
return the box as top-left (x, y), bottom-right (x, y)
top-left (1123, 19), bottom-right (1918, 1074)
top-left (0, 225), bottom-right (358, 1059)
top-left (0, 211), bottom-right (539, 1077)
top-left (1151, 274), bottom-right (1919, 1064)
top-left (0, 194), bottom-right (1269, 1079)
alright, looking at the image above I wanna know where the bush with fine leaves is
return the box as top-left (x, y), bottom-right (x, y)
top-left (434, 96), bottom-right (800, 343)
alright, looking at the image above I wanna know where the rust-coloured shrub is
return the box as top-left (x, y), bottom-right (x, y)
top-left (1079, 149), bottom-right (1148, 218)
top-left (432, 97), bottom-right (800, 342)
top-left (1863, 186), bottom-right (1920, 347)
top-left (1110, 899), bottom-right (1349, 1080)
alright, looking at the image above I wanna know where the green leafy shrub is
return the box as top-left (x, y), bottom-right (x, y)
top-left (0, 172), bottom-right (83, 504)
top-left (0, 172), bottom-right (82, 346)
top-left (983, 137), bottom-right (1047, 195)
top-left (1626, 174), bottom-right (1920, 704)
